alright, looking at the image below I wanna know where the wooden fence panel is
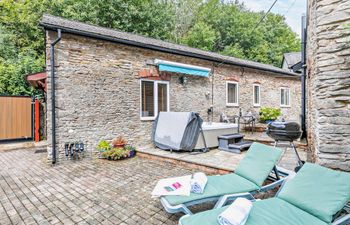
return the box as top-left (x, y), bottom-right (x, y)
top-left (0, 96), bottom-right (32, 140)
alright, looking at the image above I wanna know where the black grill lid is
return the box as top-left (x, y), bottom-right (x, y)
top-left (266, 121), bottom-right (302, 141)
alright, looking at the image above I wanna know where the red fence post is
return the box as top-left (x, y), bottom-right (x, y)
top-left (35, 99), bottom-right (40, 142)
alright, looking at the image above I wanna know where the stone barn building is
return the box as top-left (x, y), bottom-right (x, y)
top-left (40, 15), bottom-right (301, 162)
top-left (307, 0), bottom-right (350, 171)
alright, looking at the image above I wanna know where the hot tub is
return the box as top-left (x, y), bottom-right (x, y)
top-left (194, 122), bottom-right (238, 150)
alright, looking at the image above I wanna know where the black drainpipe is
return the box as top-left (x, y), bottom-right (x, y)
top-left (301, 15), bottom-right (307, 139)
top-left (50, 29), bottom-right (61, 164)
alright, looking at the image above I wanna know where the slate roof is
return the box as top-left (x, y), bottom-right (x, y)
top-left (282, 52), bottom-right (301, 69)
top-left (40, 14), bottom-right (299, 78)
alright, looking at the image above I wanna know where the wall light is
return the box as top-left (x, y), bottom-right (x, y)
top-left (179, 76), bottom-right (188, 85)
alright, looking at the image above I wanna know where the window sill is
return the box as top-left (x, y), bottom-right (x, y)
top-left (253, 104), bottom-right (261, 107)
top-left (140, 117), bottom-right (156, 121)
top-left (280, 105), bottom-right (291, 108)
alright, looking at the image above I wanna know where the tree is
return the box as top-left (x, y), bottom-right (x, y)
top-left (168, 0), bottom-right (202, 43)
top-left (0, 0), bottom-right (175, 95)
top-left (0, 26), bottom-right (42, 95)
top-left (179, 0), bottom-right (300, 66)
top-left (0, 0), bottom-right (301, 95)
top-left (182, 22), bottom-right (217, 51)
top-left (58, 0), bottom-right (175, 40)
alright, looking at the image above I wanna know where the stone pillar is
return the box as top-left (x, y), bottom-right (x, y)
top-left (307, 0), bottom-right (350, 171)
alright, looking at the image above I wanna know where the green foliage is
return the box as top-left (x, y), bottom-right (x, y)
top-left (0, 26), bottom-right (43, 95)
top-left (0, 0), bottom-right (300, 95)
top-left (125, 145), bottom-right (136, 152)
top-left (0, 0), bottom-right (174, 95)
top-left (259, 107), bottom-right (281, 122)
top-left (101, 148), bottom-right (131, 160)
top-left (96, 140), bottom-right (111, 152)
top-left (0, 0), bottom-right (55, 95)
top-left (181, 0), bottom-right (300, 66)
top-left (221, 43), bottom-right (246, 59)
top-left (182, 21), bottom-right (217, 51)
top-left (59, 0), bottom-right (175, 40)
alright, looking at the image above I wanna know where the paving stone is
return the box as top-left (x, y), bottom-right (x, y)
top-left (0, 148), bottom-right (281, 225)
top-left (46, 216), bottom-right (60, 224)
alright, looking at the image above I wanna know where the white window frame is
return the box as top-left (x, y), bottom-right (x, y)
top-left (140, 79), bottom-right (170, 120)
top-left (253, 84), bottom-right (261, 107)
top-left (226, 81), bottom-right (239, 107)
top-left (280, 87), bottom-right (291, 107)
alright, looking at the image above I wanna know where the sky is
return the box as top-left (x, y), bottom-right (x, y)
top-left (241, 0), bottom-right (306, 37)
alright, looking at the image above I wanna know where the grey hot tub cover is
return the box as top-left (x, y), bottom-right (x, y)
top-left (152, 112), bottom-right (203, 151)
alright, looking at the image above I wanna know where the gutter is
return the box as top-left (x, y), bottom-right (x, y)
top-left (40, 23), bottom-right (299, 79)
top-left (50, 29), bottom-right (61, 164)
top-left (301, 15), bottom-right (307, 139)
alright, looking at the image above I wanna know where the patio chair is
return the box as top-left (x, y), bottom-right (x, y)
top-left (179, 162), bottom-right (350, 225)
top-left (160, 142), bottom-right (289, 215)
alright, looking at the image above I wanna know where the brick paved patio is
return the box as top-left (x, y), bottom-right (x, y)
top-left (0, 148), bottom-right (212, 225)
top-left (0, 147), bottom-right (281, 225)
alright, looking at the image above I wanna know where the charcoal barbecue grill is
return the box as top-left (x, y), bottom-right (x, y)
top-left (266, 121), bottom-right (303, 170)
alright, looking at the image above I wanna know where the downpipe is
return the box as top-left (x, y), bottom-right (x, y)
top-left (50, 29), bottom-right (61, 164)
top-left (301, 15), bottom-right (307, 140)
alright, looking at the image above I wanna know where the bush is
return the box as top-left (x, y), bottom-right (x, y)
top-left (96, 140), bottom-right (111, 152)
top-left (259, 107), bottom-right (281, 122)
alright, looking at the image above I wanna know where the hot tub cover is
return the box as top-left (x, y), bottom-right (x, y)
top-left (152, 112), bottom-right (203, 151)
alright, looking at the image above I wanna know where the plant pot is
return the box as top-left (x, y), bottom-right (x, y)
top-left (114, 144), bottom-right (126, 148)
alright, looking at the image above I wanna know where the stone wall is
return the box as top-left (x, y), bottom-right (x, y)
top-left (307, 0), bottom-right (350, 171)
top-left (45, 31), bottom-right (301, 161)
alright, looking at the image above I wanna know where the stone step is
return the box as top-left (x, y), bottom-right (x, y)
top-left (218, 133), bottom-right (244, 140)
top-left (228, 141), bottom-right (253, 150)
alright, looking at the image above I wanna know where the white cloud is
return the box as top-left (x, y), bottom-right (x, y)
top-left (243, 1), bottom-right (265, 12)
top-left (241, 0), bottom-right (306, 37)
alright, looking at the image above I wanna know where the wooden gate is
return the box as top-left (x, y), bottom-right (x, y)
top-left (0, 96), bottom-right (33, 141)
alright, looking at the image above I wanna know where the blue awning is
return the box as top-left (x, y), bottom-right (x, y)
top-left (154, 59), bottom-right (211, 77)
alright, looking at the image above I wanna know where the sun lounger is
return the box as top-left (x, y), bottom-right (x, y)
top-left (179, 163), bottom-right (350, 225)
top-left (160, 142), bottom-right (289, 215)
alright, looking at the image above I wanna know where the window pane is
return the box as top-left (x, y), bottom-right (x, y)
top-left (254, 86), bottom-right (260, 104)
top-left (141, 81), bottom-right (154, 117)
top-left (228, 83), bottom-right (237, 104)
top-left (281, 88), bottom-right (290, 106)
top-left (158, 83), bottom-right (168, 112)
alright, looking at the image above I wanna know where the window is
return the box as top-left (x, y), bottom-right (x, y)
top-left (280, 87), bottom-right (290, 107)
top-left (158, 83), bottom-right (168, 112)
top-left (253, 84), bottom-right (260, 106)
top-left (226, 81), bottom-right (239, 106)
top-left (141, 80), bottom-right (169, 120)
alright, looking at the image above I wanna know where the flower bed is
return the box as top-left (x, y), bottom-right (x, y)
top-left (96, 137), bottom-right (136, 160)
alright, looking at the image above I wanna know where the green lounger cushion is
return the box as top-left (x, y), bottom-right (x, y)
top-left (278, 163), bottom-right (350, 223)
top-left (164, 173), bottom-right (258, 205)
top-left (180, 198), bottom-right (328, 225)
top-left (235, 142), bottom-right (283, 186)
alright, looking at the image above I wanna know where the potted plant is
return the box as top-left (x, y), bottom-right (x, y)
top-left (102, 147), bottom-right (133, 160)
top-left (112, 136), bottom-right (127, 148)
top-left (97, 137), bottom-right (136, 161)
top-left (259, 107), bottom-right (281, 123)
top-left (125, 145), bottom-right (136, 158)
top-left (96, 140), bottom-right (111, 158)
